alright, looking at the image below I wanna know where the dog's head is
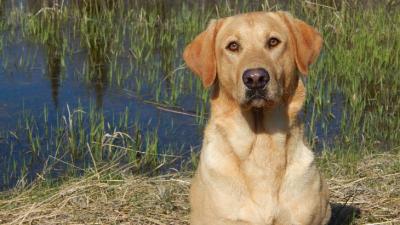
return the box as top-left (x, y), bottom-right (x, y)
top-left (183, 11), bottom-right (322, 110)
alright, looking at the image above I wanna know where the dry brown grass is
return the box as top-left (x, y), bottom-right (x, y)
top-left (0, 166), bottom-right (191, 225)
top-left (0, 152), bottom-right (399, 225)
top-left (325, 152), bottom-right (400, 225)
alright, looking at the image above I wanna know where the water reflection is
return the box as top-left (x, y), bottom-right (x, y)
top-left (45, 14), bottom-right (64, 109)
top-left (86, 35), bottom-right (109, 110)
top-left (156, 1), bottom-right (174, 86)
top-left (26, 0), bottom-right (64, 108)
top-left (47, 40), bottom-right (63, 108)
top-left (0, 0), bottom-right (337, 191)
top-left (27, 0), bottom-right (59, 10)
top-left (78, 0), bottom-right (115, 109)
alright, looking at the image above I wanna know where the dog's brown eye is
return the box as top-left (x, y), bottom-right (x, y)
top-left (226, 41), bottom-right (240, 52)
top-left (268, 38), bottom-right (280, 48)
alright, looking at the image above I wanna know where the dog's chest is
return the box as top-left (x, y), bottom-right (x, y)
top-left (239, 132), bottom-right (288, 204)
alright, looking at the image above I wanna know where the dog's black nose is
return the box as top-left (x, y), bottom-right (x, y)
top-left (242, 68), bottom-right (269, 90)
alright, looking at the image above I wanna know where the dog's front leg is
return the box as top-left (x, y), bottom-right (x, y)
top-left (203, 175), bottom-right (265, 224)
top-left (197, 147), bottom-right (266, 224)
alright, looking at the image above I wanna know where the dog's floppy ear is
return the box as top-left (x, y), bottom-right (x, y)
top-left (183, 19), bottom-right (221, 87)
top-left (278, 12), bottom-right (323, 75)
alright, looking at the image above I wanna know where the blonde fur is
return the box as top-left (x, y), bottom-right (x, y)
top-left (183, 11), bottom-right (330, 225)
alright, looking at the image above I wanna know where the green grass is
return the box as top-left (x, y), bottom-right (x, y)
top-left (2, 0), bottom-right (397, 148)
top-left (306, 3), bottom-right (400, 151)
top-left (0, 103), bottom-right (183, 187)
top-left (0, 0), bottom-right (398, 182)
top-left (0, 1), bottom-right (398, 223)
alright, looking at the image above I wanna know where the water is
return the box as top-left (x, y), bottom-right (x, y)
top-left (0, 0), bottom-right (356, 190)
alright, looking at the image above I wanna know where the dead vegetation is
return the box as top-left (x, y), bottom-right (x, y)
top-left (326, 152), bottom-right (400, 225)
top-left (0, 152), bottom-right (399, 225)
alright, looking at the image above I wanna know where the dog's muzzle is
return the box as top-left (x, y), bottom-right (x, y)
top-left (243, 68), bottom-right (270, 102)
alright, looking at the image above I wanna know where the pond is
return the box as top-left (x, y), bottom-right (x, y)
top-left (0, 0), bottom-right (210, 189)
top-left (1, 0), bottom-right (399, 190)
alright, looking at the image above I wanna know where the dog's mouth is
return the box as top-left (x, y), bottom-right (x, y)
top-left (245, 89), bottom-right (276, 108)
top-left (246, 89), bottom-right (266, 100)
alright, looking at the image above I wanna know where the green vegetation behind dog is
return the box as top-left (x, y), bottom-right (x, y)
top-left (0, 0), bottom-right (399, 224)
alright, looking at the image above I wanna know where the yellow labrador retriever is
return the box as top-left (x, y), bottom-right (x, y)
top-left (183, 11), bottom-right (331, 225)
